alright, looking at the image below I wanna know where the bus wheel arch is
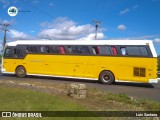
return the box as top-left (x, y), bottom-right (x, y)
top-left (15, 65), bottom-right (27, 78)
top-left (99, 70), bottom-right (115, 85)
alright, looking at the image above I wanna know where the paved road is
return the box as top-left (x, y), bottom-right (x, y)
top-left (0, 74), bottom-right (160, 101)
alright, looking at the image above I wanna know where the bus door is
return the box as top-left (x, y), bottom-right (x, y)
top-left (3, 47), bottom-right (14, 72)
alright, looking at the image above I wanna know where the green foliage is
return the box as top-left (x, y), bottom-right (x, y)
top-left (104, 93), bottom-right (160, 111)
top-left (0, 85), bottom-right (86, 111)
top-left (106, 93), bottom-right (131, 103)
top-left (0, 85), bottom-right (102, 120)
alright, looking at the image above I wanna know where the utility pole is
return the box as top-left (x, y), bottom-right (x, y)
top-left (0, 23), bottom-right (11, 51)
top-left (92, 20), bottom-right (102, 40)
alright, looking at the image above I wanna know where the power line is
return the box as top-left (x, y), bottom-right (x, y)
top-left (92, 20), bottom-right (102, 40)
top-left (21, 0), bottom-right (55, 19)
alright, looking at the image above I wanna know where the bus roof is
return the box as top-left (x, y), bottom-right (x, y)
top-left (6, 40), bottom-right (153, 46)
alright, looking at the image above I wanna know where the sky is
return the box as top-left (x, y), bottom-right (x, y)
top-left (0, 0), bottom-right (160, 54)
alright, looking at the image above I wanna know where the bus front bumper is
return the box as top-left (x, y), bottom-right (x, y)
top-left (0, 66), bottom-right (6, 73)
top-left (149, 78), bottom-right (160, 83)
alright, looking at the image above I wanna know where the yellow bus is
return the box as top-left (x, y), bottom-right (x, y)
top-left (1, 40), bottom-right (158, 84)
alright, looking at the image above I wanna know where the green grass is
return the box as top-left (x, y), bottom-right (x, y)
top-left (0, 81), bottom-right (160, 120)
top-left (105, 93), bottom-right (160, 111)
top-left (0, 84), bottom-right (100, 120)
top-left (87, 87), bottom-right (160, 111)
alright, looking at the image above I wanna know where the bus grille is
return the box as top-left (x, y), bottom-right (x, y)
top-left (134, 67), bottom-right (146, 77)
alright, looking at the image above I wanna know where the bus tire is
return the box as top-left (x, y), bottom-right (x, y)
top-left (99, 71), bottom-right (115, 85)
top-left (16, 66), bottom-right (26, 78)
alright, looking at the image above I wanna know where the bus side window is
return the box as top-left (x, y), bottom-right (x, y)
top-left (126, 47), bottom-right (141, 56)
top-left (77, 46), bottom-right (90, 54)
top-left (139, 47), bottom-right (148, 56)
top-left (49, 46), bottom-right (60, 53)
top-left (67, 46), bottom-right (72, 53)
top-left (4, 48), bottom-right (13, 58)
top-left (111, 46), bottom-right (118, 55)
top-left (67, 46), bottom-right (79, 54)
top-left (99, 46), bottom-right (111, 55)
top-left (120, 47), bottom-right (127, 55)
top-left (92, 46), bottom-right (100, 54)
top-left (27, 46), bottom-right (38, 53)
top-left (92, 47), bottom-right (96, 54)
top-left (59, 46), bottom-right (65, 54)
top-left (96, 47), bottom-right (100, 54)
top-left (14, 48), bottom-right (24, 58)
top-left (38, 46), bottom-right (46, 53)
top-left (46, 46), bottom-right (50, 53)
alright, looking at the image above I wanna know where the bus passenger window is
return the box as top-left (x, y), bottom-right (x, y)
top-left (39, 46), bottom-right (45, 53)
top-left (126, 47), bottom-right (141, 56)
top-left (77, 46), bottom-right (90, 54)
top-left (139, 47), bottom-right (148, 56)
top-left (92, 47), bottom-right (96, 54)
top-left (92, 46), bottom-right (100, 54)
top-left (27, 46), bottom-right (38, 53)
top-left (4, 48), bottom-right (13, 58)
top-left (46, 46), bottom-right (50, 53)
top-left (59, 46), bottom-right (65, 54)
top-left (49, 46), bottom-right (60, 53)
top-left (121, 48), bottom-right (127, 55)
top-left (111, 46), bottom-right (118, 55)
top-left (97, 47), bottom-right (100, 54)
top-left (14, 48), bottom-right (24, 58)
top-left (99, 46), bottom-right (111, 55)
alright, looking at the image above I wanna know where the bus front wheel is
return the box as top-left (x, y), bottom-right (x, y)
top-left (16, 66), bottom-right (26, 78)
top-left (99, 71), bottom-right (115, 85)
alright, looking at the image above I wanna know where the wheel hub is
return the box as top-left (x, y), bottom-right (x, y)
top-left (103, 75), bottom-right (110, 81)
top-left (19, 69), bottom-right (24, 75)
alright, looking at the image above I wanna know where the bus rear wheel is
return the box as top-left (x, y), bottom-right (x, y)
top-left (99, 71), bottom-right (115, 85)
top-left (16, 66), bottom-right (26, 78)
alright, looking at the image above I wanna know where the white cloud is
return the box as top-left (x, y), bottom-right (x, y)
top-left (120, 5), bottom-right (139, 15)
top-left (120, 8), bottom-right (130, 15)
top-left (0, 19), bottom-right (15, 25)
top-left (117, 24), bottom-right (126, 30)
top-left (9, 29), bottom-right (32, 40)
top-left (154, 38), bottom-right (160, 42)
top-left (39, 17), bottom-right (104, 40)
top-left (78, 33), bottom-right (105, 40)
